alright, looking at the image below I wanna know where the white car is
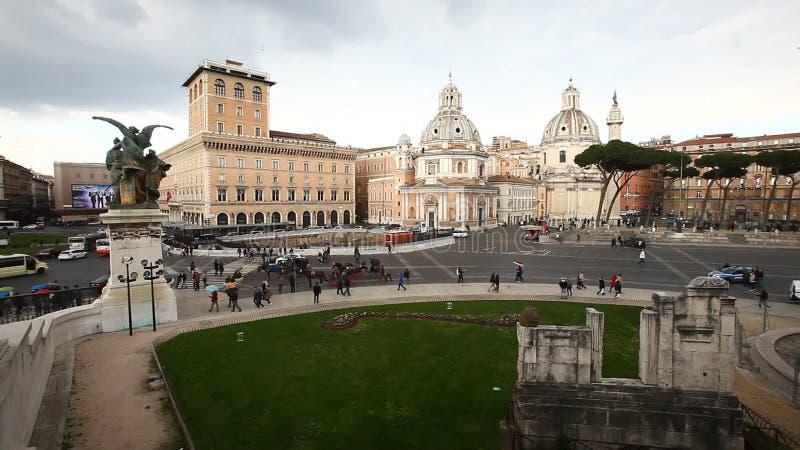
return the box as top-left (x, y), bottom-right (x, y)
top-left (87, 221), bottom-right (102, 225)
top-left (58, 249), bottom-right (88, 260)
top-left (22, 224), bottom-right (38, 229)
top-left (453, 230), bottom-right (469, 238)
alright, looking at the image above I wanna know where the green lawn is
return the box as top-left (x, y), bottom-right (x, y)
top-left (0, 233), bottom-right (69, 256)
top-left (156, 301), bottom-right (642, 450)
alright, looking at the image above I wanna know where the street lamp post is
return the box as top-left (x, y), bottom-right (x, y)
top-left (141, 259), bottom-right (163, 332)
top-left (117, 255), bottom-right (138, 336)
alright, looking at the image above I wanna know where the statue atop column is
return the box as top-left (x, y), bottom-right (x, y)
top-left (93, 116), bottom-right (172, 207)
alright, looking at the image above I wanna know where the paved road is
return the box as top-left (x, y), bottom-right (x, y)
top-left (3, 226), bottom-right (798, 303)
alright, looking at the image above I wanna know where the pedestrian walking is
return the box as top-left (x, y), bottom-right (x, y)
top-left (397, 271), bottom-right (407, 291)
top-left (515, 265), bottom-right (524, 283)
top-left (488, 273), bottom-right (496, 292)
top-left (193, 271), bottom-right (200, 291)
top-left (189, 260), bottom-right (196, 273)
top-left (213, 259), bottom-right (220, 276)
top-left (229, 289), bottom-right (241, 312)
top-left (577, 271), bottom-right (585, 290)
top-left (456, 267), bottom-right (464, 283)
top-left (611, 237), bottom-right (616, 248)
top-left (387, 242), bottom-right (392, 255)
top-left (343, 276), bottom-right (351, 296)
top-left (559, 277), bottom-right (568, 299)
top-left (614, 277), bottom-right (623, 300)
top-left (237, 247), bottom-right (242, 257)
top-left (404, 268), bottom-right (410, 284)
top-left (494, 274), bottom-right (500, 293)
top-left (219, 262), bottom-right (225, 277)
top-left (597, 277), bottom-right (606, 295)
top-left (253, 287), bottom-right (264, 308)
top-left (638, 250), bottom-right (646, 264)
top-left (566, 277), bottom-right (573, 296)
top-left (381, 265), bottom-right (392, 282)
top-left (278, 274), bottom-right (285, 294)
top-left (208, 291), bottom-right (219, 312)
top-left (758, 288), bottom-right (769, 309)
top-left (336, 276), bottom-right (345, 295)
top-left (354, 246), bottom-right (360, 263)
top-left (261, 280), bottom-right (272, 304)
top-left (289, 273), bottom-right (296, 293)
top-left (202, 271), bottom-right (208, 288)
top-left (313, 282), bottom-right (322, 304)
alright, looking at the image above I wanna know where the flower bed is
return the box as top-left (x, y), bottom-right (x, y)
top-left (321, 310), bottom-right (520, 330)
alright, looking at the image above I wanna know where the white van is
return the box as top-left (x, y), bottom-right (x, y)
top-left (0, 254), bottom-right (48, 278)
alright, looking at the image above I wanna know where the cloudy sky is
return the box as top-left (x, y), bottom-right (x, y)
top-left (1, 0), bottom-right (798, 175)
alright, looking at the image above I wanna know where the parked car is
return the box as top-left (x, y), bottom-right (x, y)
top-left (0, 286), bottom-right (15, 298)
top-left (707, 266), bottom-right (751, 283)
top-left (58, 249), bottom-right (88, 260)
top-left (35, 222), bottom-right (45, 229)
top-left (89, 274), bottom-right (109, 289)
top-left (453, 230), bottom-right (469, 238)
top-left (87, 220), bottom-right (103, 225)
top-left (22, 224), bottom-right (38, 229)
top-left (36, 248), bottom-right (61, 259)
top-left (790, 280), bottom-right (800, 303)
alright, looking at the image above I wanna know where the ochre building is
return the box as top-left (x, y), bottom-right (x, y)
top-left (158, 59), bottom-right (356, 227)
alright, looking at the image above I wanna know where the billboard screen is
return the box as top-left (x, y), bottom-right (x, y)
top-left (71, 184), bottom-right (114, 209)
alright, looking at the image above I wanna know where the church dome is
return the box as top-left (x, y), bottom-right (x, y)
top-left (540, 82), bottom-right (601, 146)
top-left (397, 132), bottom-right (412, 146)
top-left (420, 77), bottom-right (482, 149)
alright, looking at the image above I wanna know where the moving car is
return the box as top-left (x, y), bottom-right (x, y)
top-left (707, 266), bottom-right (751, 283)
top-left (453, 230), bottom-right (469, 238)
top-left (22, 224), bottom-right (38, 229)
top-left (58, 249), bottom-right (88, 260)
top-left (89, 274), bottom-right (109, 289)
top-left (0, 254), bottom-right (48, 278)
top-left (87, 220), bottom-right (103, 225)
top-left (36, 248), bottom-right (61, 259)
top-left (790, 280), bottom-right (800, 303)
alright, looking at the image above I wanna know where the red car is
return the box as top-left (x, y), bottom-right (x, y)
top-left (35, 248), bottom-right (61, 259)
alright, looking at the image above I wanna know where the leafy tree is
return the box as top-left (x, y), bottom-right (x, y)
top-left (646, 151), bottom-right (699, 225)
top-left (693, 152), bottom-right (753, 222)
top-left (754, 150), bottom-right (800, 229)
top-left (574, 140), bottom-right (658, 226)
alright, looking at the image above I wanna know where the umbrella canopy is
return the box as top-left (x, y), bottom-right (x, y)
top-left (31, 283), bottom-right (48, 291)
top-left (206, 285), bottom-right (220, 292)
top-left (227, 282), bottom-right (238, 289)
top-left (513, 261), bottom-right (524, 267)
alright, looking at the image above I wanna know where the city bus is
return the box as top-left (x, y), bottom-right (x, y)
top-left (0, 220), bottom-right (19, 230)
top-left (0, 254), bottom-right (48, 278)
top-left (95, 238), bottom-right (110, 255)
top-left (68, 233), bottom-right (104, 251)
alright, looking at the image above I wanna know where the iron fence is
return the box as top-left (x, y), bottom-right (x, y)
top-left (741, 403), bottom-right (800, 449)
top-left (0, 287), bottom-right (101, 324)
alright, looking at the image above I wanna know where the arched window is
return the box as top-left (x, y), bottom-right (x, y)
top-left (316, 211), bottom-right (325, 226)
top-left (479, 164), bottom-right (484, 178)
top-left (214, 79), bottom-right (225, 96)
top-left (234, 83), bottom-right (244, 99)
top-left (287, 211), bottom-right (297, 225)
top-left (302, 211), bottom-right (311, 228)
top-left (330, 210), bottom-right (338, 226)
top-left (343, 210), bottom-right (351, 224)
top-left (216, 213), bottom-right (229, 225)
top-left (236, 212), bottom-right (247, 224)
top-left (254, 212), bottom-right (265, 224)
top-left (252, 86), bottom-right (262, 102)
top-left (457, 162), bottom-right (463, 173)
top-left (271, 212), bottom-right (281, 223)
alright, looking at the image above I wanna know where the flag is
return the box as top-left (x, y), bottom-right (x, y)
top-left (166, 191), bottom-right (172, 201)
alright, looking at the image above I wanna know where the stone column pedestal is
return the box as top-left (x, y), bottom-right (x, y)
top-left (99, 207), bottom-right (177, 332)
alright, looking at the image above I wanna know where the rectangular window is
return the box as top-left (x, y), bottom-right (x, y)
top-left (235, 106), bottom-right (243, 117)
top-left (272, 176), bottom-right (279, 184)
top-left (318, 163), bottom-right (324, 172)
top-left (255, 159), bottom-right (262, 169)
top-left (288, 176), bottom-right (295, 184)
top-left (332, 164), bottom-right (337, 173)
top-left (317, 190), bottom-right (324, 201)
top-left (237, 188), bottom-right (245, 202)
top-left (288, 161), bottom-right (295, 171)
top-left (272, 160), bottom-right (279, 170)
top-left (237, 174), bottom-right (244, 182)
top-left (344, 190), bottom-right (350, 201)
top-left (256, 175), bottom-right (262, 184)
top-left (271, 189), bottom-right (280, 201)
top-left (216, 122), bottom-right (224, 133)
top-left (344, 165), bottom-right (350, 174)
top-left (331, 190), bottom-right (338, 201)
top-left (254, 126), bottom-right (261, 137)
top-left (255, 109), bottom-right (261, 119)
top-left (217, 189), bottom-right (227, 202)
top-left (695, 191), bottom-right (701, 198)
top-left (303, 190), bottom-right (310, 201)
top-left (255, 189), bottom-right (263, 202)
top-left (217, 103), bottom-right (224, 113)
top-left (236, 124), bottom-right (243, 136)
top-left (303, 162), bottom-right (309, 172)
top-left (237, 158), bottom-right (245, 168)
top-left (218, 173), bottom-right (226, 182)
top-left (427, 164), bottom-right (436, 175)
top-left (288, 190), bottom-right (296, 201)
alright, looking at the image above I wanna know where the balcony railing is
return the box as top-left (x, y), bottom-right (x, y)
top-left (0, 287), bottom-right (102, 324)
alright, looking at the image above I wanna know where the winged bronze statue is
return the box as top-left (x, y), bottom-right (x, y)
top-left (94, 116), bottom-right (172, 206)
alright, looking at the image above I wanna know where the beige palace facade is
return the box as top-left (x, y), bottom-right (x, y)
top-left (158, 59), bottom-right (356, 227)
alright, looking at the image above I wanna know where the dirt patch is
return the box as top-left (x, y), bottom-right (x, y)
top-left (64, 331), bottom-right (182, 450)
top-left (734, 367), bottom-right (800, 436)
top-left (775, 333), bottom-right (800, 367)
